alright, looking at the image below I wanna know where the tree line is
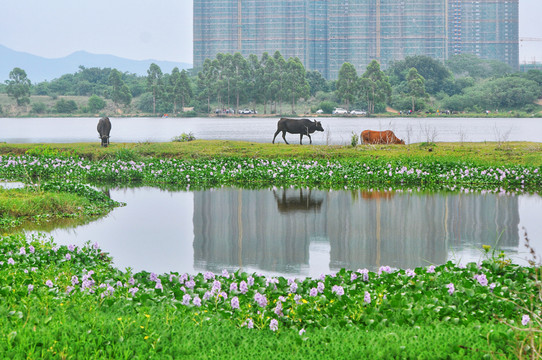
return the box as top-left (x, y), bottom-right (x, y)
top-left (2, 52), bottom-right (541, 116)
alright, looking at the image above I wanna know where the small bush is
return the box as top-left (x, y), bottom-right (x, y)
top-left (172, 132), bottom-right (196, 142)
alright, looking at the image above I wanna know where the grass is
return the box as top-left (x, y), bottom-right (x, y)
top-left (0, 140), bottom-right (541, 166)
top-left (1, 232), bottom-right (538, 359)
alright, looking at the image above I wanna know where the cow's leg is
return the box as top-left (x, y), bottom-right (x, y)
top-left (282, 131), bottom-right (289, 145)
top-left (272, 130), bottom-right (281, 144)
top-left (299, 134), bottom-right (303, 145)
top-left (308, 134), bottom-right (312, 144)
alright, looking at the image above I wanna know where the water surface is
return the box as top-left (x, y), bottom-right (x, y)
top-left (27, 186), bottom-right (542, 278)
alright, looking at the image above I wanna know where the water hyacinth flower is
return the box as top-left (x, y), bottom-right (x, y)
top-left (46, 280), bottom-right (54, 288)
top-left (289, 281), bottom-right (298, 294)
top-left (193, 296), bottom-right (202, 307)
top-left (350, 273), bottom-right (358, 281)
top-left (378, 266), bottom-right (392, 275)
top-left (19, 247), bottom-right (26, 255)
top-left (71, 276), bottom-right (79, 285)
top-left (254, 293), bottom-right (268, 308)
top-left (309, 288), bottom-right (318, 297)
top-left (230, 282), bottom-right (238, 292)
top-left (364, 291), bottom-right (371, 304)
top-left (317, 282), bottom-right (325, 293)
top-left (149, 272), bottom-right (158, 282)
top-left (447, 283), bottom-right (455, 295)
top-left (522, 314), bottom-right (530, 326)
top-left (68, 244), bottom-right (76, 252)
top-left (155, 279), bottom-right (163, 290)
top-left (28, 284), bottom-right (34, 293)
top-left (427, 265), bottom-right (436, 273)
top-left (332, 285), bottom-right (345, 297)
top-left (182, 294), bottom-right (191, 306)
top-left (203, 272), bottom-right (215, 281)
top-left (65, 253), bottom-right (71, 261)
top-left (7, 258), bottom-right (14, 265)
top-left (358, 268), bottom-right (369, 281)
top-left (405, 269), bottom-right (416, 277)
top-left (269, 319), bottom-right (279, 332)
top-left (239, 280), bottom-right (249, 294)
top-left (222, 269), bottom-right (229, 278)
top-left (247, 276), bottom-right (255, 286)
top-left (299, 329), bottom-right (306, 336)
top-left (29, 245), bottom-right (35, 254)
top-left (231, 296), bottom-right (240, 310)
top-left (129, 287), bottom-right (139, 296)
top-left (474, 274), bottom-right (488, 286)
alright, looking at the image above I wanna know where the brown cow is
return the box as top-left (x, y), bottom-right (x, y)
top-left (361, 130), bottom-right (405, 145)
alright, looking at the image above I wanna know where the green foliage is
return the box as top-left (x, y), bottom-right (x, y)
top-left (172, 132), bottom-right (196, 142)
top-left (31, 102), bottom-right (47, 114)
top-left (5, 67), bottom-right (31, 106)
top-left (337, 63), bottom-right (358, 110)
top-left (53, 98), bottom-right (78, 113)
top-left (446, 54), bottom-right (513, 79)
top-left (350, 132), bottom-right (359, 147)
top-left (318, 101), bottom-right (337, 114)
top-left (87, 94), bottom-right (106, 113)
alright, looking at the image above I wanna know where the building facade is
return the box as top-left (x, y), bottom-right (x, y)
top-left (193, 0), bottom-right (519, 79)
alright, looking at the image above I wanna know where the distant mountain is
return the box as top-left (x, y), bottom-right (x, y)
top-left (0, 44), bottom-right (192, 83)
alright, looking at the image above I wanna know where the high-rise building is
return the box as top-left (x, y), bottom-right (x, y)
top-left (193, 0), bottom-right (519, 79)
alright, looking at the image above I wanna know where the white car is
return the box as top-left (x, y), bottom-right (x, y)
top-left (350, 109), bottom-right (367, 115)
top-left (332, 108), bottom-right (348, 115)
top-left (316, 109), bottom-right (324, 114)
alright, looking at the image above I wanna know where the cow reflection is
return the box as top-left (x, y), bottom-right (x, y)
top-left (360, 190), bottom-right (395, 200)
top-left (273, 188), bottom-right (323, 213)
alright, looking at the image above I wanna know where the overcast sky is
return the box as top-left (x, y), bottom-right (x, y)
top-left (1, 0), bottom-right (541, 64)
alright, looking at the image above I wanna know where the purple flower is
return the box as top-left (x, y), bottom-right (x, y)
top-left (66, 286), bottom-right (74, 294)
top-left (294, 294), bottom-right (302, 304)
top-left (231, 296), bottom-right (240, 310)
top-left (475, 274), bottom-right (488, 286)
top-left (128, 277), bottom-right (135, 285)
top-left (332, 285), bottom-right (344, 296)
top-left (378, 266), bottom-right (392, 275)
top-left (364, 291), bottom-right (371, 304)
top-left (274, 301), bottom-right (283, 316)
top-left (309, 288), bottom-right (318, 297)
top-left (149, 273), bottom-right (158, 282)
top-left (447, 283), bottom-right (455, 295)
top-left (182, 294), bottom-right (191, 305)
top-left (93, 242), bottom-right (99, 250)
top-left (179, 273), bottom-right (189, 284)
top-left (193, 296), bottom-right (202, 307)
top-left (350, 273), bottom-right (358, 281)
top-left (185, 280), bottom-right (195, 289)
top-left (245, 319), bottom-right (254, 329)
top-left (222, 269), bottom-right (229, 278)
top-left (46, 280), bottom-right (53, 288)
top-left (270, 319), bottom-right (279, 331)
top-left (299, 329), bottom-right (306, 336)
top-left (212, 280), bottom-right (221, 292)
top-left (254, 292), bottom-right (268, 308)
top-left (71, 275), bottom-right (79, 285)
top-left (68, 244), bottom-right (76, 252)
top-left (405, 269), bottom-right (416, 277)
top-left (239, 280), bottom-right (248, 294)
top-left (155, 279), bottom-right (163, 290)
top-left (489, 283), bottom-right (497, 292)
top-left (129, 287), bottom-right (139, 296)
top-left (427, 265), bottom-right (436, 273)
top-left (7, 258), bottom-right (14, 265)
top-left (19, 247), bottom-right (26, 255)
top-left (65, 253), bottom-right (71, 260)
top-left (522, 314), bottom-right (531, 326)
top-left (203, 272), bottom-right (214, 281)
top-left (27, 284), bottom-right (34, 293)
top-left (317, 282), bottom-right (325, 293)
top-left (359, 269), bottom-right (369, 281)
top-left (29, 245), bottom-right (35, 254)
top-left (289, 282), bottom-right (298, 294)
top-left (230, 282), bottom-right (238, 292)
top-left (247, 276), bottom-right (254, 286)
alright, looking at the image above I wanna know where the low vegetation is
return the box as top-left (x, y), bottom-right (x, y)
top-left (0, 141), bottom-right (541, 357)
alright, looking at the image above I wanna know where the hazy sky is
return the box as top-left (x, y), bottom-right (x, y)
top-left (1, 0), bottom-right (541, 64)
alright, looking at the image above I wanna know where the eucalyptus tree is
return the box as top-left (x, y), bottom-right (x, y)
top-left (284, 57), bottom-right (310, 114)
top-left (306, 70), bottom-right (328, 96)
top-left (246, 54), bottom-right (263, 106)
top-left (336, 63), bottom-right (358, 111)
top-left (260, 52), bottom-right (276, 114)
top-left (169, 67), bottom-right (193, 114)
top-left (6, 67), bottom-right (31, 106)
top-left (360, 60), bottom-right (391, 115)
top-left (271, 51), bottom-right (287, 114)
top-left (230, 52), bottom-right (248, 112)
top-left (197, 58), bottom-right (217, 113)
top-left (407, 68), bottom-right (428, 112)
top-left (146, 63), bottom-right (163, 114)
top-left (109, 69), bottom-right (132, 108)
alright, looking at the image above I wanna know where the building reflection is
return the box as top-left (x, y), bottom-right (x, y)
top-left (192, 188), bottom-right (520, 274)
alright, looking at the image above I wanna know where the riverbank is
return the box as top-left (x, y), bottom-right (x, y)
top-left (1, 140), bottom-right (541, 166)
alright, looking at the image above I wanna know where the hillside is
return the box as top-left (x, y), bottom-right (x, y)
top-left (0, 44), bottom-right (192, 83)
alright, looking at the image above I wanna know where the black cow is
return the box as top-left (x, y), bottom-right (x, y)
top-left (272, 118), bottom-right (324, 145)
top-left (97, 117), bottom-right (111, 147)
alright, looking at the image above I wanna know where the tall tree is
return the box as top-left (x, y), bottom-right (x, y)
top-left (109, 69), bottom-right (132, 108)
top-left (146, 63), bottom-right (163, 115)
top-left (6, 67), bottom-right (31, 106)
top-left (407, 68), bottom-right (428, 112)
top-left (285, 57), bottom-right (310, 114)
top-left (360, 60), bottom-right (391, 115)
top-left (197, 58), bottom-right (216, 113)
top-left (230, 53), bottom-right (248, 112)
top-left (336, 63), bottom-right (358, 111)
top-left (272, 51), bottom-right (287, 114)
top-left (169, 68), bottom-right (193, 113)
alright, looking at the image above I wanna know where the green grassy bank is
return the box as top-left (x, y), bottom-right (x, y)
top-left (1, 140), bottom-right (542, 166)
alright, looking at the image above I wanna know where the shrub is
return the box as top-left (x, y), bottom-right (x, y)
top-left (172, 132), bottom-right (196, 142)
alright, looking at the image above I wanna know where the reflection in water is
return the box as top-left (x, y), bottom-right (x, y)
top-left (193, 188), bottom-right (520, 274)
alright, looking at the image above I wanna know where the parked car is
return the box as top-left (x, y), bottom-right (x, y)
top-left (240, 108), bottom-right (257, 114)
top-left (332, 108), bottom-right (348, 115)
top-left (350, 109), bottom-right (367, 115)
top-left (316, 109), bottom-right (324, 114)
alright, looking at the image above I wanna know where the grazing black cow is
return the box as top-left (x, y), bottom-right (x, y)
top-left (97, 117), bottom-right (111, 147)
top-left (272, 118), bottom-right (324, 145)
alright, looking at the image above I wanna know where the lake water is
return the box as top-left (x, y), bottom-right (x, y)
top-left (2, 116), bottom-right (542, 145)
top-left (22, 186), bottom-right (542, 278)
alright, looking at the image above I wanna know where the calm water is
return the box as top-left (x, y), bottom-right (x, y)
top-left (21, 186), bottom-right (542, 278)
top-left (2, 116), bottom-right (542, 145)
